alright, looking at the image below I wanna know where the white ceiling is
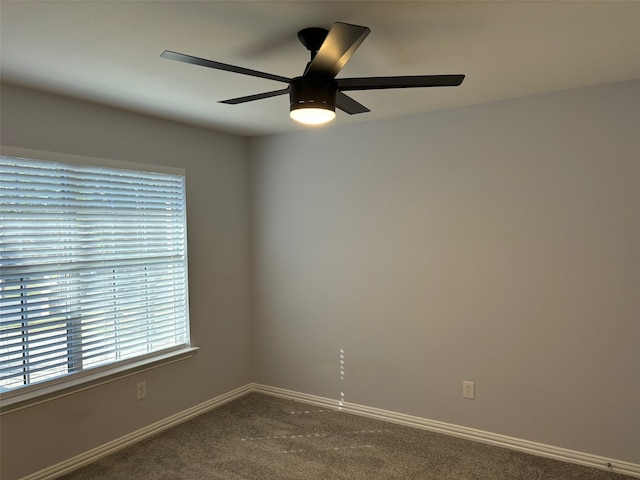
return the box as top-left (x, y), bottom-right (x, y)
top-left (1, 1), bottom-right (639, 137)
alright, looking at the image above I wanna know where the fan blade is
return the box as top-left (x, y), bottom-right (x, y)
top-left (336, 91), bottom-right (370, 115)
top-left (219, 88), bottom-right (290, 105)
top-left (305, 22), bottom-right (370, 78)
top-left (161, 50), bottom-right (291, 84)
top-left (337, 74), bottom-right (465, 91)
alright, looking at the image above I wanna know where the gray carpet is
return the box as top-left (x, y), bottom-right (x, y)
top-left (59, 393), bottom-right (632, 479)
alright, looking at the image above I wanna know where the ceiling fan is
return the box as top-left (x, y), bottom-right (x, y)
top-left (161, 22), bottom-right (465, 125)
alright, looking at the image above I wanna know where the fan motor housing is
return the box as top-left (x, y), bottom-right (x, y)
top-left (289, 76), bottom-right (337, 113)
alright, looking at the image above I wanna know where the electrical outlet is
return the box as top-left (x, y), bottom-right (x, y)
top-left (463, 381), bottom-right (475, 399)
top-left (136, 381), bottom-right (147, 400)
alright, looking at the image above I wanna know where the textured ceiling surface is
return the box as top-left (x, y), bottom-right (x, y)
top-left (1, 1), bottom-right (639, 136)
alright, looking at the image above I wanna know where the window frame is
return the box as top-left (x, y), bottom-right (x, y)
top-left (0, 146), bottom-right (197, 412)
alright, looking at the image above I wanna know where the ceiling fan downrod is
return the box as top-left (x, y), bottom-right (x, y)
top-left (297, 27), bottom-right (329, 62)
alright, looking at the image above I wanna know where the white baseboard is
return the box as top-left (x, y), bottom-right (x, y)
top-left (251, 383), bottom-right (640, 479)
top-left (23, 383), bottom-right (640, 479)
top-left (21, 384), bottom-right (252, 480)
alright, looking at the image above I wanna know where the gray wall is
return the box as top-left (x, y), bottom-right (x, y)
top-left (0, 84), bottom-right (253, 480)
top-left (249, 80), bottom-right (640, 463)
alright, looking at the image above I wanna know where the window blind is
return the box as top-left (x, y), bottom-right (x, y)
top-left (0, 156), bottom-right (189, 391)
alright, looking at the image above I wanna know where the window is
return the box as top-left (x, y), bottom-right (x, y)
top-left (0, 155), bottom-right (190, 394)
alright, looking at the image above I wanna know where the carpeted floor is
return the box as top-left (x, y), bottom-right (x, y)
top-left (59, 393), bottom-right (633, 479)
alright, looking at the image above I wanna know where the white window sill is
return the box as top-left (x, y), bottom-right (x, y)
top-left (0, 347), bottom-right (199, 415)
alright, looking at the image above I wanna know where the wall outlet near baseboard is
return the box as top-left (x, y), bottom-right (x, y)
top-left (136, 381), bottom-right (147, 400)
top-left (463, 381), bottom-right (475, 399)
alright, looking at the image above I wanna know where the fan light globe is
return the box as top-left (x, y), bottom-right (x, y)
top-left (289, 107), bottom-right (336, 125)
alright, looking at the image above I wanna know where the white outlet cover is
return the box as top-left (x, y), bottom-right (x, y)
top-left (463, 381), bottom-right (475, 399)
top-left (136, 381), bottom-right (147, 400)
